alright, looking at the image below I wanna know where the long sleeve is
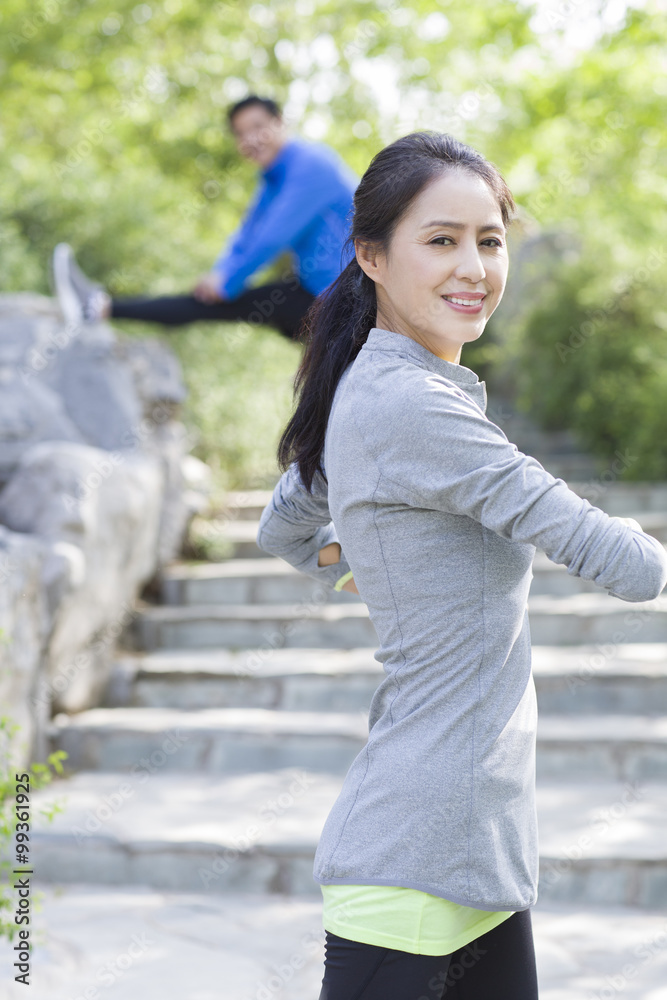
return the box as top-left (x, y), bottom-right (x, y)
top-left (213, 163), bottom-right (343, 300)
top-left (361, 376), bottom-right (667, 604)
top-left (212, 186), bottom-right (266, 294)
top-left (256, 462), bottom-right (353, 589)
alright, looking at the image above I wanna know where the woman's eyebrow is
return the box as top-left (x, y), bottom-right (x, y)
top-left (421, 220), bottom-right (504, 232)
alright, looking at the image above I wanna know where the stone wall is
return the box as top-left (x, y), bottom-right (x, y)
top-left (0, 293), bottom-right (206, 765)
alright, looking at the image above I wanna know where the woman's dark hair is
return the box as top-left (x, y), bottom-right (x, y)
top-left (227, 95), bottom-right (281, 127)
top-left (277, 131), bottom-right (516, 491)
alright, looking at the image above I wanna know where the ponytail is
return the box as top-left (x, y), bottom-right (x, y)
top-left (277, 246), bottom-right (376, 491)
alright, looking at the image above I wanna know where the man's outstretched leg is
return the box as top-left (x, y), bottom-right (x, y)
top-left (110, 284), bottom-right (316, 340)
top-left (52, 244), bottom-right (316, 341)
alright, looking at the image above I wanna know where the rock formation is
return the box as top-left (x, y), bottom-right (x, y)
top-left (0, 293), bottom-right (206, 765)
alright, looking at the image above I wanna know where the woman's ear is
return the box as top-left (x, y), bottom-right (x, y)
top-left (354, 239), bottom-right (382, 284)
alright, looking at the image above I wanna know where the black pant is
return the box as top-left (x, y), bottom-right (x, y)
top-left (110, 279), bottom-right (316, 340)
top-left (318, 909), bottom-right (539, 1000)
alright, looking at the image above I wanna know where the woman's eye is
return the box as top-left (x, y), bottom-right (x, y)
top-left (481, 238), bottom-right (503, 248)
top-left (430, 237), bottom-right (453, 245)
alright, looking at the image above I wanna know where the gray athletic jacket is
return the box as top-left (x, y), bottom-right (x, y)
top-left (256, 326), bottom-right (667, 911)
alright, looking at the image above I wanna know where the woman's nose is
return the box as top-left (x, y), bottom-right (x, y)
top-left (453, 244), bottom-right (486, 283)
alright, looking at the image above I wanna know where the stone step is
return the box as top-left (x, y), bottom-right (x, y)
top-left (181, 508), bottom-right (667, 566)
top-left (106, 644), bottom-right (667, 716)
top-left (161, 547), bottom-right (667, 606)
top-left (160, 558), bottom-right (361, 606)
top-left (531, 643), bottom-right (667, 715)
top-left (5, 889), bottom-right (667, 1000)
top-left (160, 553), bottom-right (601, 605)
top-left (189, 518), bottom-right (266, 559)
top-left (132, 594), bottom-right (667, 651)
top-left (49, 707), bottom-right (667, 782)
top-left (132, 601), bottom-right (378, 651)
top-left (220, 489), bottom-right (274, 520)
top-left (28, 770), bottom-right (667, 907)
top-left (49, 706), bottom-right (369, 775)
top-left (527, 594), bottom-right (667, 646)
top-left (536, 714), bottom-right (667, 782)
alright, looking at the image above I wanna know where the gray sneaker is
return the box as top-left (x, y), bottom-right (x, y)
top-left (51, 243), bottom-right (110, 325)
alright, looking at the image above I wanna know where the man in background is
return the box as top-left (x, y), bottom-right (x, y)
top-left (53, 94), bottom-right (358, 341)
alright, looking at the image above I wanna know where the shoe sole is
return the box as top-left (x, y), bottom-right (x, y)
top-left (52, 243), bottom-right (84, 327)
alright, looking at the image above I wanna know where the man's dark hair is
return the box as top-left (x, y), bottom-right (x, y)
top-left (227, 95), bottom-right (282, 128)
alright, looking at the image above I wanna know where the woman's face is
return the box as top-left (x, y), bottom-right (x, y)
top-left (357, 168), bottom-right (509, 364)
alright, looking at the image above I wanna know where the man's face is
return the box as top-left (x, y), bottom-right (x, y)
top-left (231, 105), bottom-right (287, 168)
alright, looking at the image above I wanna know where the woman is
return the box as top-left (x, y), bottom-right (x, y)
top-left (256, 132), bottom-right (667, 999)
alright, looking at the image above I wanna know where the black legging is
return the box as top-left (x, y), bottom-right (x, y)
top-left (318, 909), bottom-right (539, 1000)
top-left (110, 279), bottom-right (316, 340)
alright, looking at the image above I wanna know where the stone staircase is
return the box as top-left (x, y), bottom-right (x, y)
top-left (32, 475), bottom-right (667, 920)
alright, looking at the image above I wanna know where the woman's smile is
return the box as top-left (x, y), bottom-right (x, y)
top-left (441, 292), bottom-right (487, 314)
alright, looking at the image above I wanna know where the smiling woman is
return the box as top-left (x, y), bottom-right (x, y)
top-left (256, 131), bottom-right (667, 1000)
top-left (355, 169), bottom-right (509, 364)
top-left (277, 131), bottom-right (515, 490)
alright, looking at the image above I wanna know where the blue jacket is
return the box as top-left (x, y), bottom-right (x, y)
top-left (213, 138), bottom-right (358, 299)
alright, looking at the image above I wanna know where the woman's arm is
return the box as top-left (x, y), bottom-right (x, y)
top-left (256, 462), bottom-right (355, 592)
top-left (365, 381), bottom-right (667, 603)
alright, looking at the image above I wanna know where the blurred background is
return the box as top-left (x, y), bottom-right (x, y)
top-left (3, 0), bottom-right (666, 492)
top-left (3, 5), bottom-right (667, 996)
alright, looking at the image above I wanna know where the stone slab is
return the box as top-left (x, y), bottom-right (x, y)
top-left (1, 889), bottom-right (667, 1000)
top-left (537, 715), bottom-right (667, 781)
top-left (161, 558), bottom-right (361, 606)
top-left (24, 772), bottom-right (667, 905)
top-left (134, 601), bottom-right (379, 651)
top-left (108, 643), bottom-right (667, 715)
top-left (28, 770), bottom-right (667, 857)
top-left (161, 536), bottom-right (667, 605)
top-left (50, 707), bottom-right (667, 780)
top-left (134, 594), bottom-right (667, 651)
top-left (527, 594), bottom-right (667, 647)
top-left (49, 706), bottom-right (369, 774)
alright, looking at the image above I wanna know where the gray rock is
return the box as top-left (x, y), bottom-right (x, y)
top-left (0, 367), bottom-right (84, 487)
top-left (40, 324), bottom-right (144, 453)
top-left (120, 336), bottom-right (188, 411)
top-left (0, 292), bottom-right (204, 757)
top-left (0, 526), bottom-right (55, 764)
top-left (0, 441), bottom-right (163, 715)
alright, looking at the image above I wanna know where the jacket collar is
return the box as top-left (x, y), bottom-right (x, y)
top-left (363, 327), bottom-right (487, 412)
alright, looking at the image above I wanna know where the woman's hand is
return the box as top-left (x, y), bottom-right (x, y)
top-left (318, 542), bottom-right (359, 594)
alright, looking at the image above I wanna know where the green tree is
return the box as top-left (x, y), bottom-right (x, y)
top-left (2, 0), bottom-right (665, 482)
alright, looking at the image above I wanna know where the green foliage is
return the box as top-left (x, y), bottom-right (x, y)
top-left (0, 716), bottom-right (67, 942)
top-left (1, 0), bottom-right (666, 482)
top-left (508, 259), bottom-right (667, 479)
top-left (166, 321), bottom-right (301, 490)
top-left (467, 6), bottom-right (667, 478)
